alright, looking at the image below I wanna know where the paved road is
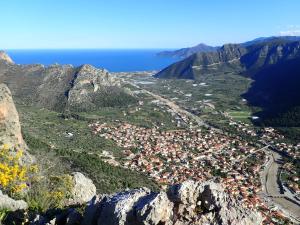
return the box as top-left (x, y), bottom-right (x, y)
top-left (232, 145), bottom-right (269, 164)
top-left (262, 150), bottom-right (300, 222)
top-left (124, 79), bottom-right (211, 128)
top-left (122, 77), bottom-right (300, 222)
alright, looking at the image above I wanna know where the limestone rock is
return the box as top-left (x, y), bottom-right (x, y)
top-left (0, 190), bottom-right (28, 211)
top-left (93, 180), bottom-right (262, 225)
top-left (0, 83), bottom-right (25, 148)
top-left (25, 180), bottom-right (263, 225)
top-left (168, 180), bottom-right (202, 205)
top-left (97, 188), bottom-right (151, 225)
top-left (67, 172), bottom-right (97, 206)
top-left (135, 192), bottom-right (174, 225)
top-left (0, 83), bottom-right (33, 164)
top-left (168, 180), bottom-right (263, 225)
top-left (0, 51), bottom-right (14, 64)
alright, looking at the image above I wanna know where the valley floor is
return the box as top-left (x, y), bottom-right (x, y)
top-left (15, 71), bottom-right (299, 224)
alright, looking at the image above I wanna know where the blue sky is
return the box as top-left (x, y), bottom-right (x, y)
top-left (1, 0), bottom-right (300, 49)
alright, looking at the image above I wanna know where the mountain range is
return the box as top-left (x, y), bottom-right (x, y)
top-left (157, 43), bottom-right (219, 58)
top-left (157, 36), bottom-right (300, 58)
top-left (155, 37), bottom-right (300, 129)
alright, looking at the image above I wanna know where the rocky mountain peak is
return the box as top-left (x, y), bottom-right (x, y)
top-left (78, 64), bottom-right (108, 73)
top-left (0, 51), bottom-right (14, 64)
top-left (75, 64), bottom-right (115, 87)
top-left (219, 44), bottom-right (247, 57)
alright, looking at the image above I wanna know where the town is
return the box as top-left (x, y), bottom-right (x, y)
top-left (89, 118), bottom-right (298, 224)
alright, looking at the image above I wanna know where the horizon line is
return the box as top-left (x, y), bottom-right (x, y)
top-left (3, 48), bottom-right (178, 51)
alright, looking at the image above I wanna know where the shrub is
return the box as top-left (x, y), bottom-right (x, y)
top-left (25, 174), bottom-right (74, 212)
top-left (0, 144), bottom-right (37, 196)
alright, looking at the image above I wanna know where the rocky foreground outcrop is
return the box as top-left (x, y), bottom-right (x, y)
top-left (67, 172), bottom-right (97, 206)
top-left (0, 83), bottom-right (25, 148)
top-left (0, 84), bottom-right (33, 164)
top-left (0, 190), bottom-right (28, 211)
top-left (31, 180), bottom-right (262, 225)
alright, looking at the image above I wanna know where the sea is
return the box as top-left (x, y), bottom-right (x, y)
top-left (6, 49), bottom-right (179, 72)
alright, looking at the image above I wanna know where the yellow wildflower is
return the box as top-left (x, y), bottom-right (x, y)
top-left (0, 144), bottom-right (38, 195)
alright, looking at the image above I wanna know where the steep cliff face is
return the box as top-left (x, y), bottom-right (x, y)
top-left (155, 40), bottom-right (300, 80)
top-left (0, 83), bottom-right (26, 149)
top-left (0, 84), bottom-right (33, 163)
top-left (155, 44), bottom-right (246, 79)
top-left (241, 40), bottom-right (300, 74)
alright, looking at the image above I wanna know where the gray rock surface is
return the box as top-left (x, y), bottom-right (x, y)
top-left (67, 172), bottom-right (97, 206)
top-left (24, 180), bottom-right (263, 225)
top-left (83, 180), bottom-right (262, 225)
top-left (168, 180), bottom-right (263, 225)
top-left (135, 192), bottom-right (173, 225)
top-left (0, 190), bottom-right (28, 211)
top-left (97, 188), bottom-right (151, 225)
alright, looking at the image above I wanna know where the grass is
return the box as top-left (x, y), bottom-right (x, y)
top-left (228, 110), bottom-right (252, 122)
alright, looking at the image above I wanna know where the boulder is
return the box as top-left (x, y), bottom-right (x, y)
top-left (98, 188), bottom-right (150, 225)
top-left (168, 180), bottom-right (263, 225)
top-left (67, 172), bottom-right (97, 206)
top-left (97, 188), bottom-right (151, 225)
top-left (0, 190), bottom-right (28, 211)
top-left (135, 192), bottom-right (173, 225)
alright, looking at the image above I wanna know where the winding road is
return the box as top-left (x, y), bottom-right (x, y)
top-left (262, 149), bottom-right (300, 222)
top-left (121, 76), bottom-right (300, 222)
